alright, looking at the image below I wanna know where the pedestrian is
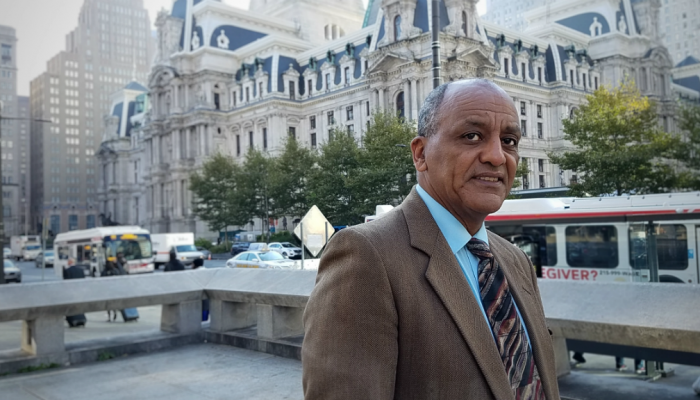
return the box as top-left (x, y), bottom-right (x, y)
top-left (163, 248), bottom-right (185, 272)
top-left (303, 79), bottom-right (559, 399)
top-left (103, 259), bottom-right (121, 321)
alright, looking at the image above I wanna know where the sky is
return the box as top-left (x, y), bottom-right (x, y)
top-left (0, 0), bottom-right (486, 97)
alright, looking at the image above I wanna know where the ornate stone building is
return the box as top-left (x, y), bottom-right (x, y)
top-left (98, 0), bottom-right (682, 238)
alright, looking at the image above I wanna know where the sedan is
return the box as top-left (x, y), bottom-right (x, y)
top-left (3, 259), bottom-right (22, 283)
top-left (268, 242), bottom-right (303, 259)
top-left (196, 247), bottom-right (211, 260)
top-left (35, 250), bottom-right (55, 268)
top-left (226, 251), bottom-right (297, 269)
top-left (230, 242), bottom-right (251, 256)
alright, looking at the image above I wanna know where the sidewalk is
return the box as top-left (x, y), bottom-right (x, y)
top-left (1, 344), bottom-right (698, 400)
top-left (0, 344), bottom-right (303, 400)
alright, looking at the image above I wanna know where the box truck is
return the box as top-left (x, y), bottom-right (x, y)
top-left (150, 233), bottom-right (204, 268)
top-left (10, 235), bottom-right (42, 261)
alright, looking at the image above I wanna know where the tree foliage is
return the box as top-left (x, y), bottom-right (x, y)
top-left (189, 152), bottom-right (244, 232)
top-left (190, 112), bottom-right (420, 229)
top-left (547, 80), bottom-right (683, 196)
top-left (354, 111), bottom-right (417, 216)
top-left (677, 104), bottom-right (700, 189)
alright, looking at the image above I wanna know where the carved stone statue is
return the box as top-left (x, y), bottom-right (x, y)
top-left (618, 15), bottom-right (627, 34)
top-left (589, 17), bottom-right (603, 37)
top-left (217, 30), bottom-right (230, 49)
top-left (191, 30), bottom-right (201, 50)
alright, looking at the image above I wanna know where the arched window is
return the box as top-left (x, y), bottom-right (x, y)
top-left (461, 12), bottom-right (468, 36)
top-left (396, 91), bottom-right (405, 118)
top-left (394, 15), bottom-right (402, 41)
top-left (569, 107), bottom-right (577, 120)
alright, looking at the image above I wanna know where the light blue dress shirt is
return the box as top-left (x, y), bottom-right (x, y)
top-left (416, 185), bottom-right (531, 347)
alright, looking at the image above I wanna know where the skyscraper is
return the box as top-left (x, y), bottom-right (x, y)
top-left (0, 25), bottom-right (24, 238)
top-left (30, 0), bottom-right (153, 234)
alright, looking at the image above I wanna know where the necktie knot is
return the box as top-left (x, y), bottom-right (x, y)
top-left (466, 237), bottom-right (493, 260)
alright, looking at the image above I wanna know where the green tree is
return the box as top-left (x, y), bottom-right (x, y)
top-left (677, 104), bottom-right (700, 189)
top-left (354, 111), bottom-right (417, 216)
top-left (269, 137), bottom-right (317, 219)
top-left (547, 80), bottom-right (682, 196)
top-left (512, 158), bottom-right (529, 190)
top-left (189, 153), bottom-right (246, 237)
top-left (239, 148), bottom-right (276, 236)
top-left (307, 127), bottom-right (362, 225)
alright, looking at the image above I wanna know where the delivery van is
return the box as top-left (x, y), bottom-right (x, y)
top-left (150, 233), bottom-right (204, 268)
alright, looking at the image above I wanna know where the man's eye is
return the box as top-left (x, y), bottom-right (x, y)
top-left (503, 138), bottom-right (518, 146)
top-left (464, 133), bottom-right (480, 140)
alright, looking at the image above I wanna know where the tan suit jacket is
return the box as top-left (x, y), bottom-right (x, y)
top-left (302, 189), bottom-right (560, 399)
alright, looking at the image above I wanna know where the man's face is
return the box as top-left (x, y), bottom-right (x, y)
top-left (412, 82), bottom-right (521, 228)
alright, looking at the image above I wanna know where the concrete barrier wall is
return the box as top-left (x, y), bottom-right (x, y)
top-left (1, 270), bottom-right (699, 377)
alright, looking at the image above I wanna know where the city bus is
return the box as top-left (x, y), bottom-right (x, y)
top-left (486, 192), bottom-right (700, 284)
top-left (54, 226), bottom-right (154, 278)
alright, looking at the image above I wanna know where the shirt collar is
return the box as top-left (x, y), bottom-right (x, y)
top-left (416, 185), bottom-right (489, 255)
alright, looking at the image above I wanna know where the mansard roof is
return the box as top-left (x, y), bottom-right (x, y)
top-left (674, 76), bottom-right (700, 94)
top-left (124, 81), bottom-right (148, 92)
top-left (676, 56), bottom-right (700, 68)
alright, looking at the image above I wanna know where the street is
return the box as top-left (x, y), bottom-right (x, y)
top-left (5, 258), bottom-right (230, 285)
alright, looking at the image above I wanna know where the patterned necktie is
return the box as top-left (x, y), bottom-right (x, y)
top-left (466, 238), bottom-right (544, 400)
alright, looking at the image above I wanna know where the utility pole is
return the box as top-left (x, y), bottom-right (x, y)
top-left (0, 103), bottom-right (51, 284)
top-left (431, 0), bottom-right (441, 89)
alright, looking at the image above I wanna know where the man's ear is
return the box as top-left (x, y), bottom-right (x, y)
top-left (411, 136), bottom-right (428, 172)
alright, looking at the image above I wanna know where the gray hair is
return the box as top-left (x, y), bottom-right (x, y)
top-left (417, 82), bottom-right (451, 137)
top-left (417, 79), bottom-right (503, 137)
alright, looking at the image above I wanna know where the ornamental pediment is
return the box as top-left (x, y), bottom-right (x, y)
top-left (368, 52), bottom-right (412, 74)
top-left (454, 46), bottom-right (497, 68)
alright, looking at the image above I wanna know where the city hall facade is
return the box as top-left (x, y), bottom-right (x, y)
top-left (98, 0), bottom-right (686, 238)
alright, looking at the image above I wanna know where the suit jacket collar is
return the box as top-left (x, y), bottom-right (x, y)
top-left (401, 188), bottom-right (554, 399)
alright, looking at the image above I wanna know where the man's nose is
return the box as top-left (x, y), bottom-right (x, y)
top-left (479, 135), bottom-right (506, 166)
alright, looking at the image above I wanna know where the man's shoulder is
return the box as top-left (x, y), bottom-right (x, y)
top-left (337, 206), bottom-right (408, 245)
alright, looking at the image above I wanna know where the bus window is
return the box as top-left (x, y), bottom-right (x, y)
top-left (629, 224), bottom-right (687, 270)
top-left (522, 226), bottom-right (557, 266)
top-left (58, 246), bottom-right (70, 260)
top-left (565, 225), bottom-right (618, 268)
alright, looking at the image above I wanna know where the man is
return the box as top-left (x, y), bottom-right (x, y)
top-left (164, 248), bottom-right (185, 272)
top-left (302, 79), bottom-right (559, 399)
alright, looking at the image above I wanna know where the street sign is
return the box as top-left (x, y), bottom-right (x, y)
top-left (294, 205), bottom-right (333, 257)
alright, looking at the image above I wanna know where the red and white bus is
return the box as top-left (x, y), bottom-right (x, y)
top-left (486, 192), bottom-right (700, 284)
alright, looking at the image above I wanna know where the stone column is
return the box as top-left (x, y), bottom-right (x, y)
top-left (257, 304), bottom-right (304, 339)
top-left (378, 88), bottom-right (385, 112)
top-left (185, 128), bottom-right (191, 159)
top-left (200, 125), bottom-right (207, 156)
top-left (410, 79), bottom-right (419, 121)
top-left (403, 80), bottom-right (410, 118)
top-left (21, 316), bottom-right (64, 356)
top-left (161, 300), bottom-right (203, 334)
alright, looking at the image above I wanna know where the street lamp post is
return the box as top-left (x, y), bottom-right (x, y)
top-left (0, 101), bottom-right (51, 284)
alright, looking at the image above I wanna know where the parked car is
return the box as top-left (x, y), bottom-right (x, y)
top-left (3, 259), bottom-right (21, 283)
top-left (196, 247), bottom-right (211, 260)
top-left (3, 248), bottom-right (10, 259)
top-left (247, 242), bottom-right (268, 251)
top-left (230, 242), bottom-right (251, 256)
top-left (226, 251), bottom-right (296, 269)
top-left (35, 250), bottom-right (55, 268)
top-left (268, 242), bottom-right (302, 259)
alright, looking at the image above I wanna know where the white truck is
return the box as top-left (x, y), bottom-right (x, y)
top-left (10, 235), bottom-right (42, 261)
top-left (364, 205), bottom-right (395, 223)
top-left (150, 233), bottom-right (204, 268)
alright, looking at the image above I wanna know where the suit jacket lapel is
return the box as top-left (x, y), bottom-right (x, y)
top-left (402, 189), bottom-right (513, 399)
top-left (490, 233), bottom-right (556, 400)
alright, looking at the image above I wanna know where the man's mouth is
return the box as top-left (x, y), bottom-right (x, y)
top-left (475, 176), bottom-right (500, 182)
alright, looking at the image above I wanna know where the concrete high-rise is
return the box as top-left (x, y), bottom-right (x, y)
top-left (30, 0), bottom-right (153, 234)
top-left (659, 0), bottom-right (700, 65)
top-left (0, 25), bottom-right (26, 238)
